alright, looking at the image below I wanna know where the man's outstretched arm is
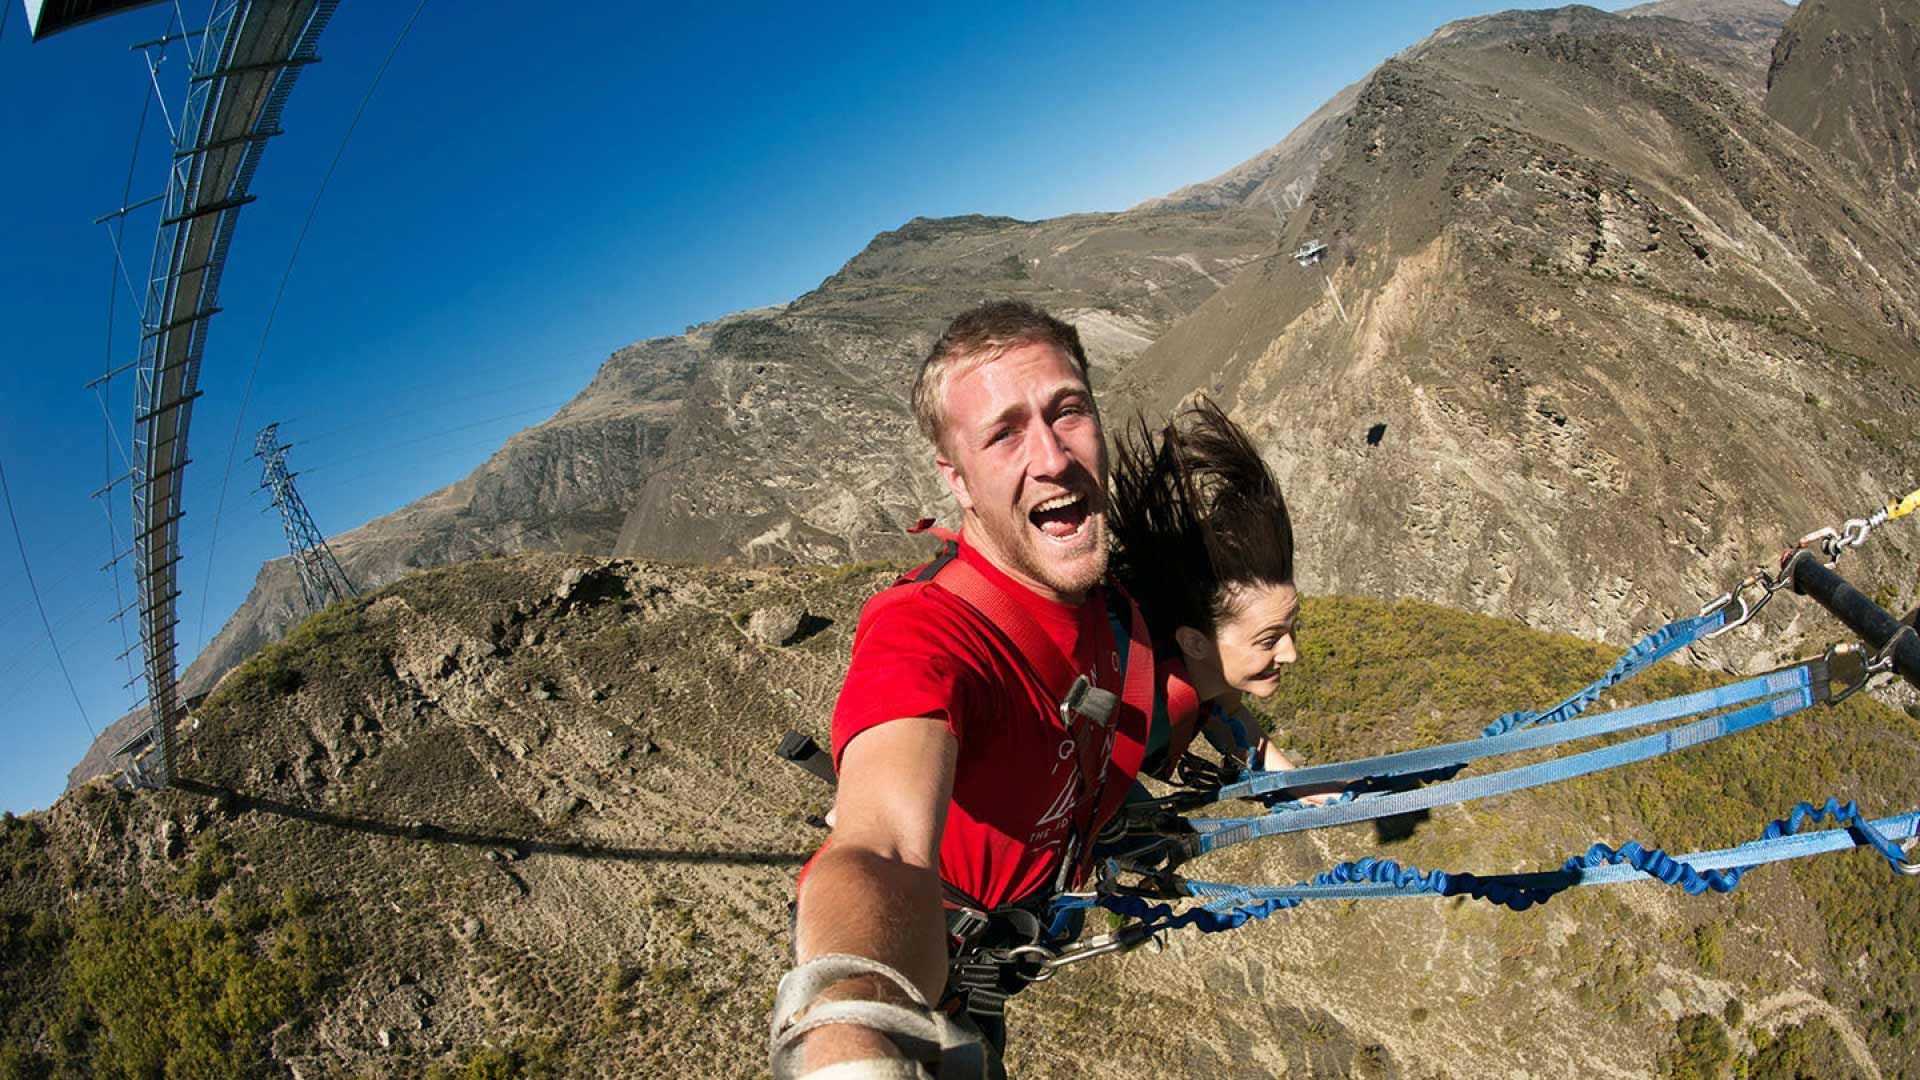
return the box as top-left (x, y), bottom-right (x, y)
top-left (790, 715), bottom-right (957, 1069)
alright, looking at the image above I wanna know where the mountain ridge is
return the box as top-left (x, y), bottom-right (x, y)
top-left (79, 0), bottom-right (1917, 795)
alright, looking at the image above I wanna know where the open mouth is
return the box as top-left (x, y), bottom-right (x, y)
top-left (1029, 492), bottom-right (1091, 540)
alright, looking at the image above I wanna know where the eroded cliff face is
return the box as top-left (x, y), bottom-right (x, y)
top-left (178, 341), bottom-right (705, 699)
top-left (1114, 13), bottom-right (1920, 673)
top-left (609, 211), bottom-right (1279, 566)
top-left (1766, 0), bottom-right (1920, 199)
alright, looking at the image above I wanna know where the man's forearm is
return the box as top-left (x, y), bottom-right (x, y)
top-left (791, 842), bottom-right (949, 1066)
top-left (798, 841), bottom-right (948, 996)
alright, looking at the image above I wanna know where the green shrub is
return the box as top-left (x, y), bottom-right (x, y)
top-left (1662, 1013), bottom-right (1730, 1080)
top-left (171, 835), bottom-right (236, 901)
top-left (56, 890), bottom-right (337, 1078)
top-left (426, 1037), bottom-right (565, 1080)
top-left (1744, 1019), bottom-right (1860, 1079)
top-left (220, 644), bottom-right (303, 707)
top-left (1693, 923), bottom-right (1723, 975)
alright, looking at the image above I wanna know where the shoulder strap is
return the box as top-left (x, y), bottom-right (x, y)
top-left (920, 541), bottom-right (1155, 731)
top-left (1090, 584), bottom-right (1156, 827)
top-left (928, 557), bottom-right (1081, 693)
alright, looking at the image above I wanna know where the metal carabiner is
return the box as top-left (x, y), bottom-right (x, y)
top-left (1796, 525), bottom-right (1848, 565)
top-left (1702, 570), bottom-right (1783, 639)
top-left (1699, 588), bottom-right (1748, 632)
top-left (1001, 943), bottom-right (1063, 983)
top-left (1865, 626), bottom-right (1914, 678)
top-left (1828, 627), bottom-right (1916, 704)
top-left (1824, 643), bottom-right (1872, 704)
top-left (1898, 840), bottom-right (1920, 878)
top-left (1021, 921), bottom-right (1162, 976)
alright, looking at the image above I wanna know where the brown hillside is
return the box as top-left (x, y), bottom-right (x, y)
top-left (1766, 0), bottom-right (1920, 199)
top-left (12, 553), bottom-right (1920, 1077)
top-left (1112, 19), bottom-right (1920, 679)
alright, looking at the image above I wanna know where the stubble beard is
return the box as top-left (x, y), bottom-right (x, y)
top-left (970, 502), bottom-right (1110, 603)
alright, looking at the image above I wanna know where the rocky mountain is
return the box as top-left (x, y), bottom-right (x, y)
top-left (1112, 0), bottom-right (1919, 677)
top-left (84, 0), bottom-right (1917, 781)
top-left (11, 552), bottom-right (1920, 1077)
top-left (165, 210), bottom-right (1278, 715)
top-left (1765, 0), bottom-right (1920, 198)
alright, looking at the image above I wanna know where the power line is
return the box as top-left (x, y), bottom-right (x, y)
top-left (0, 513), bottom-right (139, 639)
top-left (0, 461), bottom-right (98, 741)
top-left (294, 372), bottom-right (576, 443)
top-left (0, 607), bottom-right (127, 722)
top-left (0, 586), bottom-right (119, 690)
top-left (299, 400), bottom-right (569, 474)
top-left (195, 0), bottom-right (431, 652)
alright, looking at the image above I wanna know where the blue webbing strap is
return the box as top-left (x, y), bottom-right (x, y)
top-left (1187, 683), bottom-right (1817, 857)
top-left (1482, 611), bottom-right (1726, 737)
top-left (1215, 611), bottom-right (1734, 809)
top-left (1050, 800), bottom-right (1919, 936)
top-left (1192, 799), bottom-right (1920, 911)
top-left (1219, 666), bottom-right (1810, 800)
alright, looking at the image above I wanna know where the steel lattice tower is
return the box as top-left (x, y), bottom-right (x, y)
top-left (254, 423), bottom-right (355, 614)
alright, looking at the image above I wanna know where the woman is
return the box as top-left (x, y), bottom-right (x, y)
top-left (1108, 396), bottom-right (1315, 788)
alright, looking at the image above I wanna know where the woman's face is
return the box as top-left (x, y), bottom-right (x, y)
top-left (1180, 582), bottom-right (1300, 700)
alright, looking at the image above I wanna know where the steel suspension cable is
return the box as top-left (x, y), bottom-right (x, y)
top-left (0, 461), bottom-right (98, 741)
top-left (194, 0), bottom-right (431, 654)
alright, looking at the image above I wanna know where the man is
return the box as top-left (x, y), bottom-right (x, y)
top-left (772, 301), bottom-right (1151, 1079)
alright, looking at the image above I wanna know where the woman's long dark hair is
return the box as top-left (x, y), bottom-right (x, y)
top-left (1108, 397), bottom-right (1295, 638)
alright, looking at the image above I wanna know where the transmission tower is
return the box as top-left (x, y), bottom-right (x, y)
top-left (254, 423), bottom-right (355, 614)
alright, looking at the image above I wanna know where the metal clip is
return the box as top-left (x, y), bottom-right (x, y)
top-left (1003, 921), bottom-right (1161, 981)
top-left (1824, 643), bottom-right (1872, 704)
top-left (1798, 517), bottom-right (1878, 565)
top-left (1898, 839), bottom-right (1920, 878)
top-left (1701, 570), bottom-right (1784, 639)
top-left (1796, 526), bottom-right (1848, 565)
top-left (1058, 675), bottom-right (1089, 728)
top-left (1058, 674), bottom-right (1117, 730)
top-left (1868, 626), bottom-right (1916, 679)
top-left (1828, 628), bottom-right (1916, 705)
top-left (1840, 517), bottom-right (1874, 549)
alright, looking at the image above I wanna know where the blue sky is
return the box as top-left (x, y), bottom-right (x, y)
top-left (0, 0), bottom-right (1639, 814)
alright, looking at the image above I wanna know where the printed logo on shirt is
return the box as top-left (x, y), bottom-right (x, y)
top-left (1033, 775), bottom-right (1076, 829)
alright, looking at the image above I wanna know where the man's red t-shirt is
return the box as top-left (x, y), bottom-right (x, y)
top-left (828, 540), bottom-right (1150, 910)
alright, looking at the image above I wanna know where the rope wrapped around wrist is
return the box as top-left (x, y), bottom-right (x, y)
top-left (769, 954), bottom-right (993, 1080)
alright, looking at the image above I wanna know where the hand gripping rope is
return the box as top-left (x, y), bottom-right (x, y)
top-left (1041, 486), bottom-right (1920, 956)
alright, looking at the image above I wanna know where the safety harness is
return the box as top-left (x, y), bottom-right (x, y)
top-left (774, 489), bottom-right (1920, 1073)
top-left (1048, 488), bottom-right (1920, 948)
top-left (775, 527), bottom-right (1211, 1068)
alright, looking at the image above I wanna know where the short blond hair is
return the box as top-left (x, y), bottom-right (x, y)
top-left (911, 300), bottom-right (1092, 451)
